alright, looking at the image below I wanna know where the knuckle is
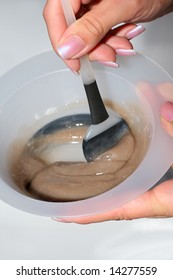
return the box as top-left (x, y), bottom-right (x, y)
top-left (81, 14), bottom-right (104, 39)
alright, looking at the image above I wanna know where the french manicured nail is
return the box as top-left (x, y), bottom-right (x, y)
top-left (126, 25), bottom-right (145, 40)
top-left (57, 35), bottom-right (86, 60)
top-left (116, 49), bottom-right (136, 56)
top-left (98, 61), bottom-right (119, 68)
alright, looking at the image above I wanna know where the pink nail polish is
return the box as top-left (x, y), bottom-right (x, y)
top-left (126, 25), bottom-right (145, 40)
top-left (57, 35), bottom-right (86, 60)
top-left (98, 61), bottom-right (119, 68)
top-left (116, 49), bottom-right (136, 56)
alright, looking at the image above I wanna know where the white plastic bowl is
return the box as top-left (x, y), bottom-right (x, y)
top-left (0, 51), bottom-right (173, 218)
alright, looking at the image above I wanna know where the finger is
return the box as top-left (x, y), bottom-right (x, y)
top-left (63, 35), bottom-right (134, 69)
top-left (85, 24), bottom-right (145, 63)
top-left (43, 1), bottom-right (143, 71)
top-left (64, 58), bottom-right (80, 73)
top-left (57, 0), bottom-right (135, 60)
top-left (43, 0), bottom-right (67, 51)
top-left (160, 101), bottom-right (173, 137)
top-left (43, 2), bottom-right (81, 49)
top-left (161, 102), bottom-right (173, 122)
top-left (43, 0), bottom-right (82, 71)
top-left (112, 23), bottom-right (145, 40)
top-left (104, 36), bottom-right (134, 53)
top-left (53, 179), bottom-right (173, 224)
top-left (88, 43), bottom-right (117, 62)
top-left (93, 24), bottom-right (145, 56)
top-left (88, 36), bottom-right (134, 62)
top-left (157, 82), bottom-right (173, 103)
top-left (158, 83), bottom-right (173, 136)
top-left (161, 116), bottom-right (173, 137)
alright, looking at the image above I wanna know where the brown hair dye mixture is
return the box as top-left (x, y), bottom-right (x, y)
top-left (9, 103), bottom-right (149, 202)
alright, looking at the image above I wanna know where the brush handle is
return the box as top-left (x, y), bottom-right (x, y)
top-left (60, 0), bottom-right (108, 124)
top-left (83, 80), bottom-right (108, 124)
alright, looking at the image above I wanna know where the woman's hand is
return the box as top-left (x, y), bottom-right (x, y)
top-left (54, 181), bottom-right (173, 224)
top-left (43, 0), bottom-right (173, 72)
top-left (43, 1), bottom-right (173, 224)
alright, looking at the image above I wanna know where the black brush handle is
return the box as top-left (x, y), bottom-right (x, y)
top-left (84, 81), bottom-right (109, 125)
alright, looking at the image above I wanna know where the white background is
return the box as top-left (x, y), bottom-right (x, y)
top-left (0, 0), bottom-right (173, 260)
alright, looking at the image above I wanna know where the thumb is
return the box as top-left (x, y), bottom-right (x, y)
top-left (57, 1), bottom-right (131, 60)
top-left (53, 179), bottom-right (173, 224)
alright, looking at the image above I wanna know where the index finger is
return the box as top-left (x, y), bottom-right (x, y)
top-left (43, 0), bottom-right (81, 71)
top-left (43, 0), bottom-right (68, 51)
top-left (43, 0), bottom-right (82, 51)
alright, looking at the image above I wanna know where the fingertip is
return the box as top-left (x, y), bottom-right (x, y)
top-left (160, 104), bottom-right (173, 138)
top-left (160, 116), bottom-right (173, 137)
top-left (160, 102), bottom-right (173, 122)
top-left (113, 24), bottom-right (145, 40)
top-left (63, 58), bottom-right (80, 73)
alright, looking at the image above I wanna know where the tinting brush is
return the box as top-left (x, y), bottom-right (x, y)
top-left (61, 0), bottom-right (129, 162)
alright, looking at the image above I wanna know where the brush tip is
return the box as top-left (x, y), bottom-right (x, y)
top-left (83, 120), bottom-right (129, 162)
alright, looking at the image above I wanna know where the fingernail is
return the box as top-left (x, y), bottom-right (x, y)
top-left (98, 61), bottom-right (119, 68)
top-left (126, 25), bottom-right (145, 40)
top-left (116, 49), bottom-right (136, 56)
top-left (57, 35), bottom-right (86, 60)
top-left (52, 217), bottom-right (72, 223)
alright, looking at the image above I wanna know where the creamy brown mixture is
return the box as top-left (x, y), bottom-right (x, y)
top-left (9, 106), bottom-right (149, 202)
